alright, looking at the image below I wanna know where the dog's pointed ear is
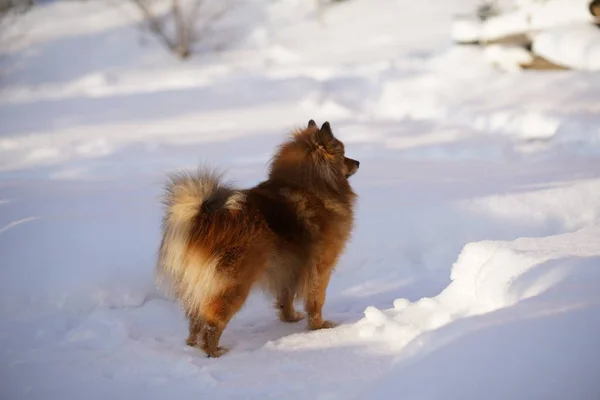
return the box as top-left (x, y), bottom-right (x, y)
top-left (308, 119), bottom-right (317, 129)
top-left (316, 121), bottom-right (334, 146)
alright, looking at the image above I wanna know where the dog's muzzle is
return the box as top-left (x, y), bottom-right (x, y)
top-left (344, 157), bottom-right (360, 178)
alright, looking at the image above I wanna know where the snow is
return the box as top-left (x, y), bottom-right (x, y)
top-left (483, 43), bottom-right (533, 71)
top-left (533, 23), bottom-right (600, 71)
top-left (451, 0), bottom-right (594, 43)
top-left (363, 226), bottom-right (600, 400)
top-left (1, 0), bottom-right (600, 399)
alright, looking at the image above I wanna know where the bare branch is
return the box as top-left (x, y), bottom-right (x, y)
top-left (129, 0), bottom-right (235, 60)
top-left (186, 0), bottom-right (204, 29)
top-left (189, 1), bottom-right (231, 44)
top-left (131, 0), bottom-right (177, 53)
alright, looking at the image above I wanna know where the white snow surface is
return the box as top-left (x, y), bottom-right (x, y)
top-left (533, 23), bottom-right (600, 71)
top-left (1, 1), bottom-right (600, 399)
top-left (451, 0), bottom-right (595, 44)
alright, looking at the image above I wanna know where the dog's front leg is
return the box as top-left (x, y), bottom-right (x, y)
top-left (305, 267), bottom-right (337, 330)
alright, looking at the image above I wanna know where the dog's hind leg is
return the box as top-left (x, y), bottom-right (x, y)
top-left (186, 315), bottom-right (204, 347)
top-left (201, 322), bottom-right (228, 358)
top-left (200, 283), bottom-right (252, 358)
top-left (276, 288), bottom-right (305, 323)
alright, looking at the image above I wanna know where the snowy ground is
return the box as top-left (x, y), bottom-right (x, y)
top-left (1, 1), bottom-right (600, 399)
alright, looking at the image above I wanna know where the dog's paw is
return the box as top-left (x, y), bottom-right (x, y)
top-left (280, 311), bottom-right (305, 323)
top-left (309, 320), bottom-right (338, 330)
top-left (205, 346), bottom-right (230, 358)
top-left (186, 336), bottom-right (198, 347)
top-left (320, 320), bottom-right (337, 329)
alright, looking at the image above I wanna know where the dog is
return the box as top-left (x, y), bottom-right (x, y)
top-left (156, 120), bottom-right (359, 357)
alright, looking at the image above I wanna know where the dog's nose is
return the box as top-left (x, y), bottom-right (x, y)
top-left (356, 161), bottom-right (360, 168)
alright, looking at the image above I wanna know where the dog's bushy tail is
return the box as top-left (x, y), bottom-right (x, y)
top-left (155, 169), bottom-right (245, 309)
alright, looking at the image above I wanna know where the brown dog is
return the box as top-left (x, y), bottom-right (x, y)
top-left (156, 120), bottom-right (359, 357)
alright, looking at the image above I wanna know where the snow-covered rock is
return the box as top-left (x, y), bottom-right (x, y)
top-left (533, 23), bottom-right (600, 71)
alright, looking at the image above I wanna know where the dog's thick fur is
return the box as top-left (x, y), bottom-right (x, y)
top-left (156, 120), bottom-right (359, 357)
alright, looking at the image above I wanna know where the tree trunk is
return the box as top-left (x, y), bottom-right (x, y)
top-left (171, 0), bottom-right (191, 59)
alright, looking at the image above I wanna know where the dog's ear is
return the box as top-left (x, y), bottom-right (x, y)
top-left (308, 119), bottom-right (317, 129)
top-left (316, 121), bottom-right (334, 146)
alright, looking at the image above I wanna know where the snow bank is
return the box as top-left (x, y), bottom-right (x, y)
top-left (357, 176), bottom-right (600, 351)
top-left (463, 178), bottom-right (600, 232)
top-left (483, 44), bottom-right (533, 71)
top-left (353, 174), bottom-right (600, 398)
top-left (533, 24), bottom-right (600, 71)
top-left (451, 15), bottom-right (482, 44)
top-left (357, 226), bottom-right (600, 399)
top-left (442, 227), bottom-right (600, 313)
top-left (452, 0), bottom-right (594, 43)
top-left (371, 48), bottom-right (600, 151)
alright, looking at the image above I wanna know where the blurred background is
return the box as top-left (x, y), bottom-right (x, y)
top-left (0, 0), bottom-right (598, 178)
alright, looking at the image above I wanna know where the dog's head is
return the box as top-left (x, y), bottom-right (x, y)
top-left (306, 119), bottom-right (360, 179)
top-left (269, 120), bottom-right (360, 190)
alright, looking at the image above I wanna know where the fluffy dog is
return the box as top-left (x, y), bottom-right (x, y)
top-left (156, 120), bottom-right (359, 357)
